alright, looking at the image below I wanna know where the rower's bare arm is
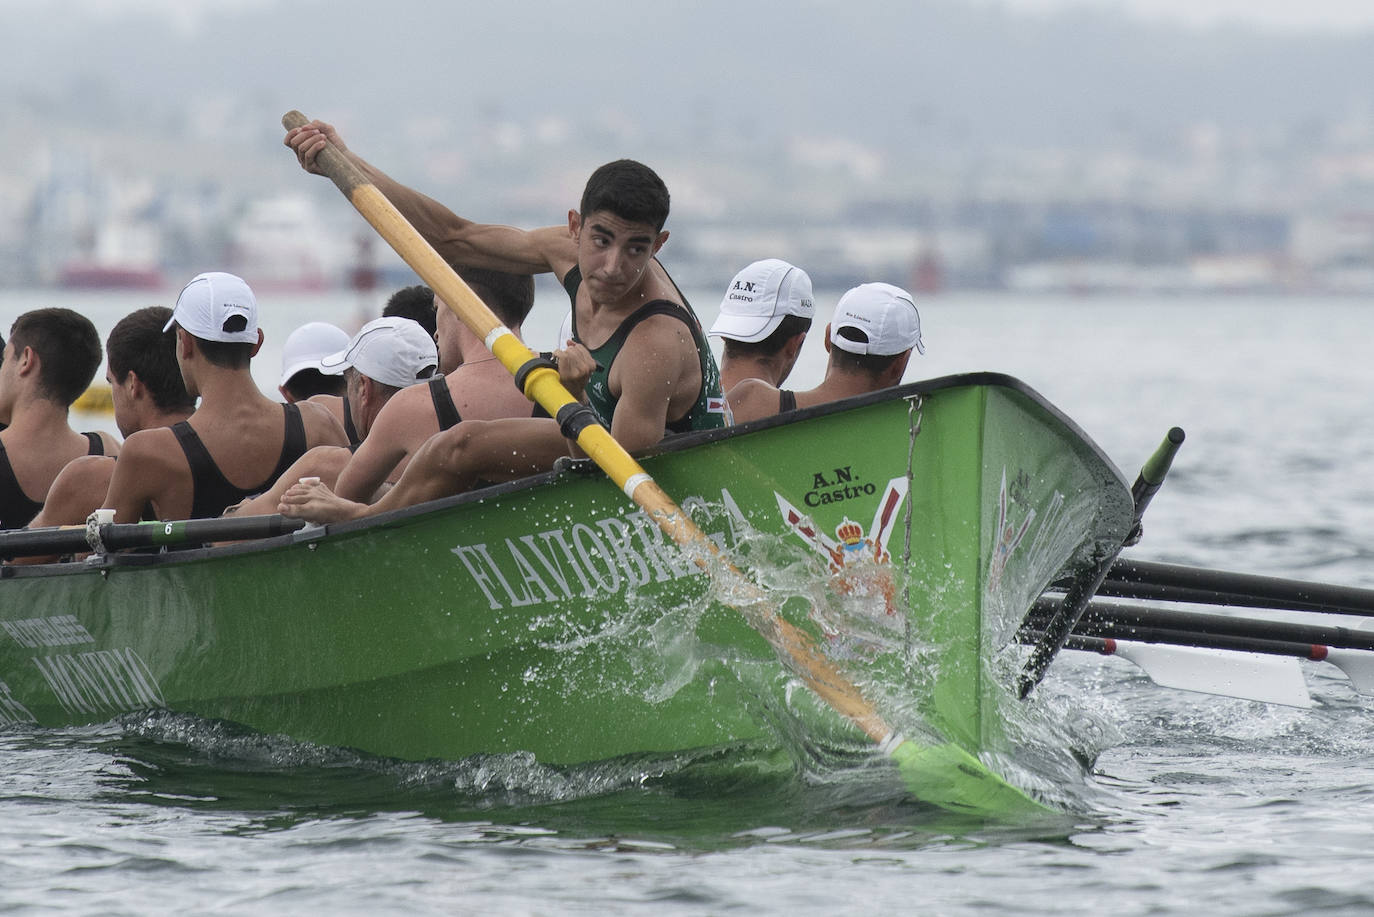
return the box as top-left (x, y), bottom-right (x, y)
top-left (103, 432), bottom-right (171, 523)
top-left (334, 428), bottom-right (408, 503)
top-left (607, 318), bottom-right (695, 453)
top-left (28, 457), bottom-right (116, 528)
top-left (284, 119), bottom-right (574, 277)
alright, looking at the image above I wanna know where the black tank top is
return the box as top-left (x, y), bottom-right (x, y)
top-left (779, 390), bottom-right (798, 413)
top-left (429, 376), bottom-right (462, 431)
top-left (0, 432), bottom-right (104, 529)
top-left (170, 403), bottom-right (307, 519)
top-left (343, 397), bottom-right (361, 450)
top-left (562, 265), bottom-right (724, 434)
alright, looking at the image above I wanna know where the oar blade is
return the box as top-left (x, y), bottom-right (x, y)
top-left (1113, 641), bottom-right (1313, 708)
top-left (1322, 648), bottom-right (1374, 696)
top-left (888, 739), bottom-right (1049, 817)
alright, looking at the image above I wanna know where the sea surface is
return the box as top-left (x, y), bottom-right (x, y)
top-left (4, 288), bottom-right (1374, 915)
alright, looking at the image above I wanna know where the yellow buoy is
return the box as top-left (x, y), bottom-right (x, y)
top-left (73, 384), bottom-right (114, 415)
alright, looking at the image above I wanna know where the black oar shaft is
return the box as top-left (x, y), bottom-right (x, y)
top-left (1102, 558), bottom-right (1374, 617)
top-left (1027, 596), bottom-right (1374, 652)
top-left (1028, 616), bottom-right (1327, 660)
top-left (0, 515), bottom-right (305, 560)
top-left (1017, 427), bottom-right (1185, 698)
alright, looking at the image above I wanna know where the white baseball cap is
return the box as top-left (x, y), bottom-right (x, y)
top-left (163, 271), bottom-right (259, 344)
top-left (829, 283), bottom-right (925, 357)
top-left (709, 259), bottom-right (815, 343)
top-left (278, 322), bottom-right (351, 387)
top-left (319, 316), bottom-right (438, 389)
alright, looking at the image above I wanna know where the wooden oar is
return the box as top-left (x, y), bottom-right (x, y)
top-left (1016, 427), bottom-right (1184, 699)
top-left (1097, 558), bottom-right (1374, 618)
top-left (0, 514), bottom-right (305, 559)
top-left (280, 110), bottom-right (1043, 817)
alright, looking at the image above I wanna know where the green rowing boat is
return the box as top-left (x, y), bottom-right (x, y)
top-left (0, 373), bottom-right (1133, 816)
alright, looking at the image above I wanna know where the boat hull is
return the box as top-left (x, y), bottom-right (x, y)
top-left (0, 374), bottom-right (1132, 807)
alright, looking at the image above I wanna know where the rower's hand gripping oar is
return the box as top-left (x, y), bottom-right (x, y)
top-left (281, 111), bottom-right (1043, 816)
top-left (1016, 426), bottom-right (1185, 699)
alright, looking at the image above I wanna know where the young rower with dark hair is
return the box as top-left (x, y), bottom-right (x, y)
top-left (102, 272), bottom-right (348, 522)
top-left (276, 120), bottom-right (725, 525)
top-left (382, 283), bottom-right (438, 340)
top-left (20, 306), bottom-right (197, 547)
top-left (0, 308), bottom-right (119, 529)
top-left (727, 282), bottom-right (925, 425)
top-left (710, 259), bottom-right (815, 396)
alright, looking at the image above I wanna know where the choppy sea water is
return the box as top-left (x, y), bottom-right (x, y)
top-left (4, 289), bottom-right (1374, 915)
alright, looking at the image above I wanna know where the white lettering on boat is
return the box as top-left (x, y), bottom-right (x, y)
top-left (1, 615), bottom-right (95, 648)
top-left (0, 680), bottom-right (36, 726)
top-left (30, 648), bottom-right (166, 716)
top-left (451, 497), bottom-right (731, 610)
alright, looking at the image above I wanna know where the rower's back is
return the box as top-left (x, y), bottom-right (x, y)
top-left (104, 273), bottom-right (348, 522)
top-left (0, 308), bottom-right (118, 530)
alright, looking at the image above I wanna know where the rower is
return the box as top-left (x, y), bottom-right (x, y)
top-left (102, 272), bottom-right (348, 521)
top-left (326, 267), bottom-right (538, 505)
top-left (727, 282), bottom-right (925, 425)
top-left (0, 308), bottom-right (119, 530)
top-left (223, 315), bottom-right (439, 517)
top-left (24, 306), bottom-right (196, 532)
top-left (709, 259), bottom-right (815, 396)
top-left (278, 321), bottom-right (350, 403)
top-left (277, 120), bottom-right (725, 526)
top-left (382, 284), bottom-right (438, 341)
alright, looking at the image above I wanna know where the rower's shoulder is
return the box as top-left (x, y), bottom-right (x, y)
top-left (372, 380), bottom-right (438, 427)
top-left (111, 426), bottom-right (183, 476)
top-left (726, 378), bottom-right (782, 424)
top-left (622, 307), bottom-right (696, 355)
top-left (94, 431), bottom-right (121, 457)
top-left (295, 398), bottom-right (349, 446)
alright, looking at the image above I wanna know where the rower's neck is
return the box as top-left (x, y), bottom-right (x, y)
top-left (188, 368), bottom-right (271, 415)
top-left (454, 323), bottom-right (521, 367)
top-left (720, 354), bottom-right (789, 392)
top-left (0, 396), bottom-right (73, 440)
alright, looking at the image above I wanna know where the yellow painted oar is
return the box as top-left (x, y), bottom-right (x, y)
top-left (281, 110), bottom-right (1046, 817)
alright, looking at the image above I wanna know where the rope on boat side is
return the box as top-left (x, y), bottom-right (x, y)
top-left (902, 394), bottom-right (924, 675)
top-left (84, 509), bottom-right (114, 556)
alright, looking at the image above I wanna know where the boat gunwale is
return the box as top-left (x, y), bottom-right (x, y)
top-left (0, 371), bottom-right (1128, 579)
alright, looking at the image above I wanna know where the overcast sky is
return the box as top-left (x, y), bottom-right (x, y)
top-left (13, 0), bottom-right (1369, 32)
top-left (998, 0), bottom-right (1374, 30)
